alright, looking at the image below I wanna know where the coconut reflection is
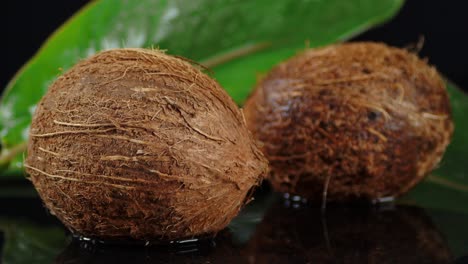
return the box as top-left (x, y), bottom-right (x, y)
top-left (244, 199), bottom-right (453, 264)
top-left (56, 198), bottom-right (452, 264)
top-left (55, 232), bottom-right (244, 264)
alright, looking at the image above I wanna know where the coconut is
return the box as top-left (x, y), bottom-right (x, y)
top-left (25, 48), bottom-right (268, 241)
top-left (244, 42), bottom-right (453, 202)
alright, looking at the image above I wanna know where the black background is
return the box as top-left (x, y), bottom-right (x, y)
top-left (1, 0), bottom-right (468, 92)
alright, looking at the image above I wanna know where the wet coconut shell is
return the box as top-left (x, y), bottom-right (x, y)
top-left (244, 42), bottom-right (453, 201)
top-left (25, 48), bottom-right (268, 241)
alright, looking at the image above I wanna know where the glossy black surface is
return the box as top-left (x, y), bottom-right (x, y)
top-left (1, 182), bottom-right (467, 263)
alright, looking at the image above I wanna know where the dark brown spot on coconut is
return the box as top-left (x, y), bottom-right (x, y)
top-left (25, 48), bottom-right (268, 241)
top-left (244, 42), bottom-right (453, 202)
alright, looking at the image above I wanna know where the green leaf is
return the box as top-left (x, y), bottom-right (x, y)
top-left (0, 0), bottom-right (404, 175)
top-left (433, 81), bottom-right (468, 184)
top-left (228, 190), bottom-right (277, 244)
top-left (0, 220), bottom-right (67, 264)
top-left (427, 208), bottom-right (468, 258)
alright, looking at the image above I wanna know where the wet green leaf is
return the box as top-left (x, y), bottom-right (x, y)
top-left (0, 220), bottom-right (67, 264)
top-left (0, 0), bottom-right (404, 175)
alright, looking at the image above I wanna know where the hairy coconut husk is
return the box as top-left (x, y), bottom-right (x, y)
top-left (244, 202), bottom-right (452, 263)
top-left (25, 48), bottom-right (268, 241)
top-left (244, 42), bottom-right (453, 201)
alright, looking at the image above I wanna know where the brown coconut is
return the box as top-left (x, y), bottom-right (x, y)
top-left (25, 48), bottom-right (268, 241)
top-left (244, 42), bottom-right (453, 202)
